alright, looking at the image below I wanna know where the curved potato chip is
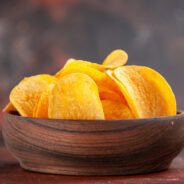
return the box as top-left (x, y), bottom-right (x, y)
top-left (33, 84), bottom-right (55, 118)
top-left (107, 66), bottom-right (176, 118)
top-left (103, 49), bottom-right (128, 69)
top-left (100, 88), bottom-right (125, 101)
top-left (55, 60), bottom-right (105, 83)
top-left (49, 73), bottom-right (104, 120)
top-left (135, 66), bottom-right (176, 115)
top-left (55, 60), bottom-right (121, 97)
top-left (56, 59), bottom-right (105, 78)
top-left (10, 74), bottom-right (57, 117)
top-left (102, 100), bottom-right (133, 120)
top-left (3, 102), bottom-right (17, 113)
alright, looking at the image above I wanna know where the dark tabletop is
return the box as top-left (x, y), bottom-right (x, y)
top-left (0, 113), bottom-right (184, 184)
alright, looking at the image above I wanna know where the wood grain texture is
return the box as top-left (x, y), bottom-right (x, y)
top-left (1, 146), bottom-right (184, 184)
top-left (2, 112), bottom-right (184, 176)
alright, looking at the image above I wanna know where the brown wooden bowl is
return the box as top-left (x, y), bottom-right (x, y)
top-left (2, 112), bottom-right (184, 176)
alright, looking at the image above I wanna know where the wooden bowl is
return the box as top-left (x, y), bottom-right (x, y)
top-left (2, 112), bottom-right (184, 176)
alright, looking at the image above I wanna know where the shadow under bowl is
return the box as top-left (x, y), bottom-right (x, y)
top-left (2, 112), bottom-right (184, 176)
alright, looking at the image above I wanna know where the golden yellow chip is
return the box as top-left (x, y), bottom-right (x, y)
top-left (102, 100), bottom-right (133, 120)
top-left (10, 74), bottom-right (57, 117)
top-left (134, 66), bottom-right (176, 115)
top-left (55, 60), bottom-right (104, 83)
top-left (55, 59), bottom-right (121, 97)
top-left (100, 88), bottom-right (125, 101)
top-left (3, 102), bottom-right (17, 113)
top-left (103, 49), bottom-right (128, 69)
top-left (33, 84), bottom-right (55, 118)
top-left (49, 73), bottom-right (104, 120)
top-left (107, 66), bottom-right (176, 118)
top-left (56, 59), bottom-right (105, 78)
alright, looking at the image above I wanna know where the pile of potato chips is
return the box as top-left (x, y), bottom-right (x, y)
top-left (3, 50), bottom-right (177, 120)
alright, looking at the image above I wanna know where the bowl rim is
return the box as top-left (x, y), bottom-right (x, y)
top-left (3, 110), bottom-right (184, 124)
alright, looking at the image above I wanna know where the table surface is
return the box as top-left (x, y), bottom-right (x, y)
top-left (1, 113), bottom-right (184, 184)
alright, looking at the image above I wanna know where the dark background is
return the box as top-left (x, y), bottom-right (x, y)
top-left (0, 0), bottom-right (184, 119)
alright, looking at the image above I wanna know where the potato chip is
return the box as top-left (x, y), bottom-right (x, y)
top-left (107, 66), bottom-right (176, 118)
top-left (55, 59), bottom-right (121, 97)
top-left (103, 49), bottom-right (128, 69)
top-left (135, 66), bottom-right (176, 115)
top-left (55, 60), bottom-right (105, 82)
top-left (33, 84), bottom-right (55, 118)
top-left (3, 102), bottom-right (17, 113)
top-left (98, 74), bottom-right (133, 120)
top-left (10, 74), bottom-right (57, 117)
top-left (49, 73), bottom-right (104, 120)
top-left (100, 88), bottom-right (125, 101)
top-left (56, 59), bottom-right (105, 78)
top-left (102, 100), bottom-right (133, 120)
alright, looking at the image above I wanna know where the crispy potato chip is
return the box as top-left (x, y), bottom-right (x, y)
top-left (55, 60), bottom-right (105, 82)
top-left (56, 60), bottom-right (107, 79)
top-left (135, 66), bottom-right (176, 115)
top-left (103, 49), bottom-right (128, 69)
top-left (56, 59), bottom-right (105, 78)
top-left (100, 88), bottom-right (125, 101)
top-left (107, 66), bottom-right (176, 118)
top-left (10, 74), bottom-right (57, 117)
top-left (33, 84), bottom-right (55, 118)
top-left (3, 102), bottom-right (17, 113)
top-left (55, 60), bottom-right (121, 97)
top-left (102, 100), bottom-right (133, 120)
top-left (49, 73), bottom-right (104, 120)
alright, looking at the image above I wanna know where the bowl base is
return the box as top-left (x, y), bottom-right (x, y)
top-left (20, 161), bottom-right (169, 176)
